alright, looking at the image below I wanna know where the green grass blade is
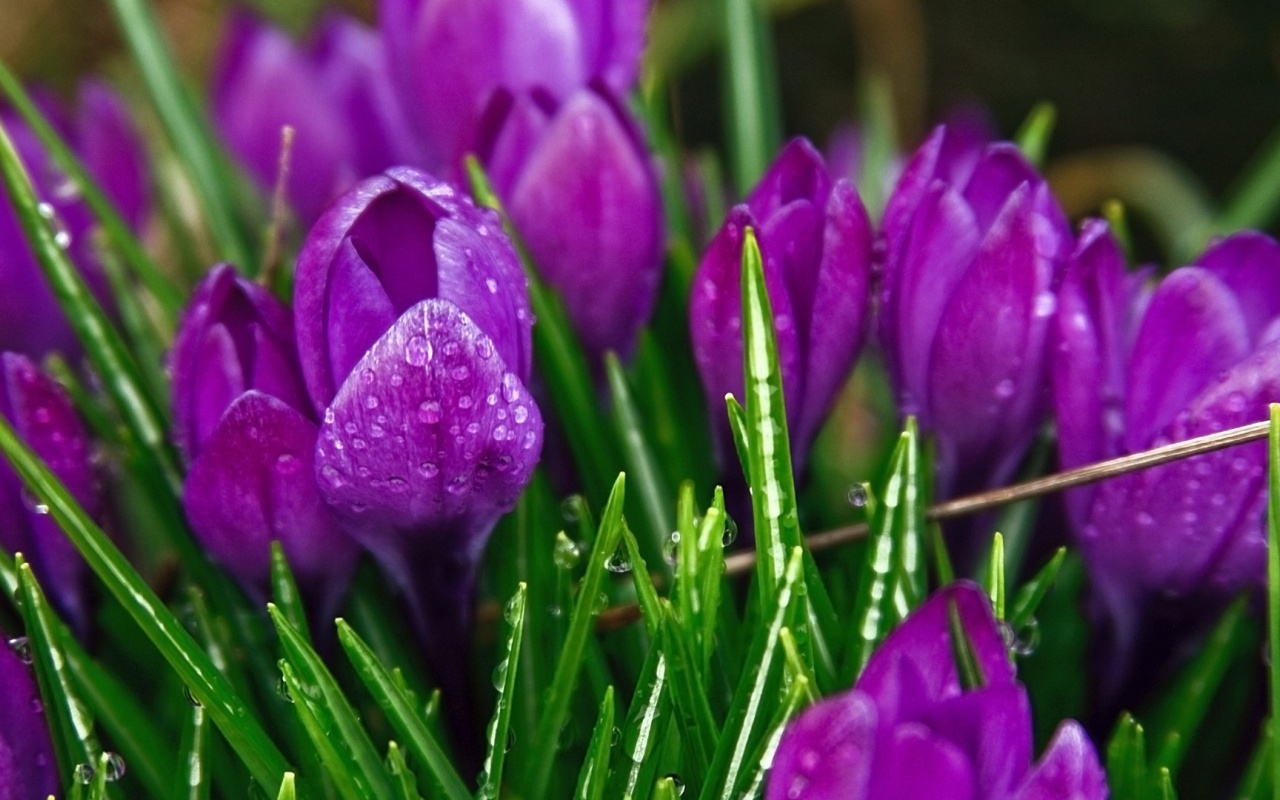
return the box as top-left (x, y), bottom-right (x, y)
top-left (735, 672), bottom-right (810, 799)
top-left (270, 606), bottom-right (393, 800)
top-left (1269, 402), bottom-right (1280, 800)
top-left (573, 687), bottom-right (616, 800)
top-left (521, 474), bottom-right (628, 799)
top-left (1213, 122), bottom-right (1280, 237)
top-left (270, 543), bottom-right (311, 646)
top-left (620, 521), bottom-right (664, 640)
top-left (105, 0), bottom-right (253, 267)
top-left (466, 156), bottom-right (617, 504)
top-left (1009, 547), bottom-right (1067, 631)
top-left (722, 0), bottom-right (781, 192)
top-left (277, 773), bottom-right (297, 800)
top-left (96, 240), bottom-right (172, 407)
top-left (0, 119), bottom-right (182, 496)
top-left (173, 705), bottom-right (211, 800)
top-left (946, 598), bottom-right (986, 691)
top-left (1014, 102), bottom-right (1056, 167)
top-left (16, 559), bottom-right (106, 791)
top-left (607, 646), bottom-right (670, 800)
top-left (1107, 712), bottom-right (1150, 800)
top-left (987, 533), bottom-right (1006, 621)
top-left (654, 776), bottom-right (680, 800)
top-left (386, 742), bottom-right (423, 800)
top-left (334, 619), bottom-right (470, 800)
top-left (658, 600), bottom-right (720, 781)
top-left (700, 547), bottom-right (804, 800)
top-left (1236, 721), bottom-right (1272, 800)
top-left (606, 352), bottom-right (675, 585)
top-left (278, 660), bottom-right (362, 800)
top-left (690, 505), bottom-right (726, 673)
top-left (477, 583), bottom-right (527, 800)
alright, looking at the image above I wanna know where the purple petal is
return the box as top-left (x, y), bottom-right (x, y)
top-left (793, 180), bottom-right (872, 454)
top-left (507, 88), bottom-right (663, 359)
top-left (881, 126), bottom-right (948, 264)
top-left (916, 685), bottom-right (1032, 799)
top-left (1122, 267), bottom-right (1249, 451)
top-left (868, 724), bottom-right (975, 800)
top-left (959, 144), bottom-right (1041, 235)
top-left (474, 89), bottom-right (555, 197)
top-left (315, 298), bottom-right (542, 537)
top-left (75, 81), bottom-right (149, 229)
top-left (1053, 220), bottom-right (1129, 526)
top-left (0, 200), bottom-right (75, 358)
top-left (925, 185), bottom-right (1056, 489)
top-left (565, 0), bottom-right (649, 90)
top-left (183, 391), bottom-right (356, 594)
top-left (880, 181), bottom-right (981, 420)
top-left (1012, 721), bottom-right (1107, 800)
top-left (0, 636), bottom-right (58, 798)
top-left (766, 690), bottom-right (878, 800)
top-left (746, 138), bottom-right (832, 224)
top-left (1194, 231), bottom-right (1280, 345)
top-left (858, 583), bottom-right (1014, 727)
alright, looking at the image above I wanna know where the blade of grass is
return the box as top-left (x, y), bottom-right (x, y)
top-left (476, 583), bottom-right (527, 800)
top-left (105, 0), bottom-right (253, 266)
top-left (277, 773), bottom-right (297, 800)
top-left (278, 660), bottom-right (362, 800)
top-left (334, 619), bottom-right (470, 800)
top-left (987, 532), bottom-right (1006, 621)
top-left (385, 742), bottom-right (422, 800)
top-left (520, 474), bottom-right (628, 799)
top-left (735, 672), bottom-right (810, 799)
top-left (1269, 402), bottom-right (1280, 800)
top-left (619, 521), bottom-right (663, 640)
top-left (173, 705), bottom-right (211, 800)
top-left (1009, 547), bottom-right (1067, 631)
top-left (1015, 102), bottom-right (1056, 167)
top-left (1107, 713), bottom-right (1150, 800)
top-left (573, 687), bottom-right (616, 800)
top-left (1235, 721), bottom-right (1272, 800)
top-left (658, 600), bottom-right (719, 781)
top-left (270, 543), bottom-right (311, 646)
top-left (607, 646), bottom-right (670, 800)
top-left (1213, 122), bottom-right (1280, 238)
top-left (722, 0), bottom-right (781, 192)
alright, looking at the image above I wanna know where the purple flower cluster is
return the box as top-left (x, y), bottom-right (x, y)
top-left (767, 584), bottom-right (1106, 800)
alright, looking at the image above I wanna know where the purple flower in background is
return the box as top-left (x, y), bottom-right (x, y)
top-left (0, 629), bottom-right (58, 798)
top-left (1054, 226), bottom-right (1280, 638)
top-left (0, 353), bottom-right (97, 633)
top-left (879, 125), bottom-right (1072, 497)
top-left (171, 265), bottom-right (356, 604)
top-left (475, 84), bottom-right (664, 360)
top-left (381, 0), bottom-right (649, 170)
top-left (212, 10), bottom-right (419, 224)
top-left (0, 82), bottom-right (148, 359)
top-left (690, 138), bottom-right (873, 468)
top-left (767, 583), bottom-right (1107, 800)
top-left (294, 167), bottom-right (542, 688)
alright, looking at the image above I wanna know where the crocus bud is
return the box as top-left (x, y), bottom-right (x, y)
top-left (0, 82), bottom-right (148, 359)
top-left (475, 85), bottom-right (664, 360)
top-left (767, 583), bottom-right (1107, 800)
top-left (296, 168), bottom-right (542, 700)
top-left (380, 0), bottom-right (649, 169)
top-left (212, 10), bottom-right (418, 224)
top-left (1055, 226), bottom-right (1280, 631)
top-left (0, 353), bottom-right (96, 632)
top-left (879, 125), bottom-right (1072, 497)
top-left (0, 630), bottom-right (58, 797)
top-left (172, 265), bottom-right (356, 603)
top-left (689, 138), bottom-right (873, 468)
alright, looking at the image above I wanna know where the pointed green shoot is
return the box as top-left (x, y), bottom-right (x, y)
top-left (573, 687), bottom-right (616, 800)
top-left (477, 583), bottom-right (527, 800)
top-left (988, 532), bottom-right (1006, 621)
top-left (1015, 102), bottom-right (1057, 166)
top-left (270, 542), bottom-right (310, 646)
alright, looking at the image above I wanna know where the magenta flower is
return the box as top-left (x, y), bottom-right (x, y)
top-left (1055, 225), bottom-right (1280, 636)
top-left (212, 10), bottom-right (419, 224)
top-left (878, 124), bottom-right (1072, 496)
top-left (295, 167), bottom-right (542, 679)
top-left (171, 265), bottom-right (356, 604)
top-left (380, 0), bottom-right (649, 170)
top-left (475, 84), bottom-right (664, 360)
top-left (767, 583), bottom-right (1107, 800)
top-left (689, 138), bottom-right (873, 468)
top-left (0, 82), bottom-right (148, 359)
top-left (0, 353), bottom-right (97, 633)
top-left (0, 628), bottom-right (58, 798)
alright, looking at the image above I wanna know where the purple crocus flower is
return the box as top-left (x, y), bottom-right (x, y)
top-left (689, 138), bottom-right (873, 468)
top-left (212, 10), bottom-right (419, 224)
top-left (475, 84), bottom-right (664, 360)
top-left (0, 82), bottom-right (148, 359)
top-left (0, 353), bottom-right (96, 633)
top-left (879, 124), bottom-right (1072, 497)
top-left (171, 265), bottom-right (356, 604)
top-left (767, 583), bottom-right (1107, 800)
top-left (0, 629), bottom-right (58, 798)
top-left (1054, 225), bottom-right (1280, 641)
top-left (380, 0), bottom-right (649, 170)
top-left (294, 167), bottom-right (542, 691)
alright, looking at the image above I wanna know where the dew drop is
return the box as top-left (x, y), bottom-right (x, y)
top-left (554, 535), bottom-right (582, 570)
top-left (419, 461), bottom-right (439, 478)
top-left (486, 278), bottom-right (499, 294)
top-left (847, 483), bottom-right (869, 508)
top-left (663, 531), bottom-right (681, 565)
top-left (503, 595), bottom-right (521, 623)
top-left (1033, 292), bottom-right (1056, 317)
top-left (37, 202), bottom-right (71, 248)
top-left (502, 374), bottom-right (521, 402)
top-left (994, 379), bottom-right (1016, 399)
top-left (493, 424), bottom-right (508, 441)
top-left (513, 405), bottom-right (529, 424)
top-left (491, 659), bottom-right (508, 690)
top-left (452, 365), bottom-right (470, 381)
top-left (418, 400), bottom-right (442, 424)
top-left (365, 395), bottom-right (379, 410)
top-left (722, 514), bottom-right (739, 546)
top-left (183, 685), bottom-right (202, 707)
top-left (561, 495), bottom-right (583, 523)
top-left (405, 335), bottom-right (432, 366)
top-left (7, 636), bottom-right (32, 664)
top-left (74, 763), bottom-right (95, 785)
top-left (605, 547), bottom-right (632, 574)
top-left (592, 592), bottom-right (609, 615)
top-left (104, 752), bottom-right (126, 782)
top-left (458, 394), bottom-right (474, 409)
top-left (276, 676), bottom-right (293, 702)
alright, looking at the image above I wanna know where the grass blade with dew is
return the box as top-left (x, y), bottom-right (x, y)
top-left (270, 606), bottom-right (393, 800)
top-left (573, 687), bottom-right (616, 800)
top-left (385, 742), bottom-right (422, 800)
top-left (334, 619), bottom-right (469, 800)
top-left (606, 644), bottom-right (671, 800)
top-left (519, 474), bottom-right (628, 799)
top-left (476, 583), bottom-right (527, 800)
top-left (105, 0), bottom-right (254, 267)
top-left (657, 600), bottom-right (720, 782)
top-left (173, 704), bottom-right (211, 800)
top-left (1009, 547), bottom-right (1067, 631)
top-left (619, 520), bottom-right (664, 640)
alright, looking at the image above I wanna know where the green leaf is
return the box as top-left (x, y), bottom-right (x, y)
top-left (1212, 121), bottom-right (1280, 239)
top-left (658, 600), bottom-right (719, 781)
top-left (929, 523), bottom-right (955, 586)
top-left (278, 660), bottom-right (363, 800)
top-left (270, 606), bottom-right (392, 800)
top-left (173, 705), bottom-right (211, 800)
top-left (987, 532), bottom-right (1006, 621)
top-left (277, 773), bottom-right (297, 800)
top-left (619, 520), bottom-right (664, 640)
top-left (335, 619), bottom-right (470, 800)
top-left (105, 0), bottom-right (254, 267)
top-left (1107, 713), bottom-right (1150, 800)
top-left (386, 742), bottom-right (422, 800)
top-left (477, 583), bottom-right (527, 800)
top-left (16, 559), bottom-right (106, 791)
top-left (1269, 402), bottom-right (1280, 800)
top-left (1014, 102), bottom-right (1057, 167)
top-left (465, 156), bottom-right (617, 505)
top-left (653, 776), bottom-right (681, 800)
top-left (854, 74), bottom-right (898, 219)
top-left (520, 474), bottom-right (628, 799)
top-left (270, 542), bottom-right (311, 646)
top-left (700, 547), bottom-right (804, 800)
top-left (606, 351), bottom-right (676, 585)
top-left (1009, 547), bottom-right (1067, 631)
top-left (721, 0), bottom-right (782, 192)
top-left (735, 671), bottom-right (810, 799)
top-left (607, 645), bottom-right (671, 800)
top-left (1235, 721), bottom-right (1272, 800)
top-left (573, 687), bottom-right (616, 800)
top-left (946, 598), bottom-right (986, 692)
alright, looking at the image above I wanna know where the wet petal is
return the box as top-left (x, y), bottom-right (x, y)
top-left (766, 690), bottom-right (878, 800)
top-left (1012, 721), bottom-right (1108, 800)
top-left (1194, 230), bottom-right (1280, 345)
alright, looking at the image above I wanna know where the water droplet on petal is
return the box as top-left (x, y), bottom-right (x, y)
top-left (418, 400), bottom-right (442, 424)
top-left (405, 335), bottom-right (432, 366)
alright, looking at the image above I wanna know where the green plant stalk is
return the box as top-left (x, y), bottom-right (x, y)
top-left (476, 583), bottom-right (528, 799)
top-left (573, 687), bottom-right (616, 800)
top-left (722, 0), bottom-right (781, 192)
